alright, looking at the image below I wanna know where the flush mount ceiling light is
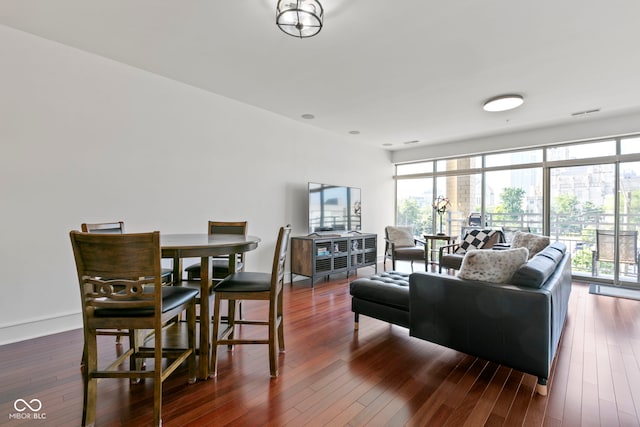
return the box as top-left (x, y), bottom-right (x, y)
top-left (482, 94), bottom-right (524, 112)
top-left (276, 0), bottom-right (324, 38)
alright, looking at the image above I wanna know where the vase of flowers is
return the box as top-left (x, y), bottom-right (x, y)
top-left (433, 195), bottom-right (451, 235)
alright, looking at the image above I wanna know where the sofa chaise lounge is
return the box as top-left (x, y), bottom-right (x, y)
top-left (350, 241), bottom-right (572, 395)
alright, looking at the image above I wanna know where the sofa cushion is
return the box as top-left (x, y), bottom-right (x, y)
top-left (511, 232), bottom-right (550, 259)
top-left (548, 242), bottom-right (567, 255)
top-left (393, 246), bottom-right (425, 260)
top-left (457, 247), bottom-right (529, 284)
top-left (350, 272), bottom-right (410, 310)
top-left (537, 246), bottom-right (563, 264)
top-left (386, 226), bottom-right (416, 248)
top-left (459, 229), bottom-right (501, 253)
top-left (510, 242), bottom-right (567, 288)
top-left (512, 253), bottom-right (558, 288)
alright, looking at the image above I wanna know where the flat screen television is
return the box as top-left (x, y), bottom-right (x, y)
top-left (308, 182), bottom-right (361, 234)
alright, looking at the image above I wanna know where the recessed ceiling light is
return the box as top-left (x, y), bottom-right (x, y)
top-left (301, 113), bottom-right (315, 119)
top-left (348, 130), bottom-right (360, 135)
top-left (483, 94), bottom-right (524, 112)
top-left (382, 143), bottom-right (393, 147)
top-left (403, 140), bottom-right (419, 145)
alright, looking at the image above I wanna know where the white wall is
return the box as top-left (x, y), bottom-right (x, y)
top-left (0, 26), bottom-right (395, 345)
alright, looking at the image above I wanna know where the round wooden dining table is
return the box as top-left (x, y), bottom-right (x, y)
top-left (160, 233), bottom-right (261, 379)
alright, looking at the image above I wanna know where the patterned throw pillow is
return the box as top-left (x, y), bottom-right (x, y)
top-left (511, 232), bottom-right (550, 259)
top-left (458, 229), bottom-right (498, 253)
top-left (386, 226), bottom-right (415, 248)
top-left (457, 247), bottom-right (529, 283)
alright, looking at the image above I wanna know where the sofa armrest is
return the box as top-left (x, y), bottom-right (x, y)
top-left (439, 242), bottom-right (460, 258)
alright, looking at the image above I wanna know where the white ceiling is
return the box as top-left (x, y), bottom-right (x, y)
top-left (2, 0), bottom-right (640, 151)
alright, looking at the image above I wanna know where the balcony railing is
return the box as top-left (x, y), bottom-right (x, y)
top-left (438, 211), bottom-right (639, 285)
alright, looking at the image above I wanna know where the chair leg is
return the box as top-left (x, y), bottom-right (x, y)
top-left (268, 300), bottom-right (278, 377)
top-left (277, 288), bottom-right (285, 353)
top-left (153, 324), bottom-right (163, 427)
top-left (227, 300), bottom-right (236, 350)
top-left (210, 294), bottom-right (222, 378)
top-left (82, 332), bottom-right (98, 427)
top-left (129, 330), bottom-right (144, 384)
top-left (187, 302), bottom-right (197, 384)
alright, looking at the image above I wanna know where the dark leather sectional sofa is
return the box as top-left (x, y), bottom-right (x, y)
top-left (350, 242), bottom-right (572, 395)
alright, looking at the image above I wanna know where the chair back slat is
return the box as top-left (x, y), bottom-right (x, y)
top-left (84, 277), bottom-right (155, 309)
top-left (209, 221), bottom-right (247, 236)
top-left (81, 221), bottom-right (125, 234)
top-left (271, 225), bottom-right (292, 289)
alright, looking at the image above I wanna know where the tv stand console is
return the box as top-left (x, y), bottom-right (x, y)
top-left (290, 233), bottom-right (377, 287)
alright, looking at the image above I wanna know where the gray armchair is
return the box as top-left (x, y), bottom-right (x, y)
top-left (384, 226), bottom-right (425, 271)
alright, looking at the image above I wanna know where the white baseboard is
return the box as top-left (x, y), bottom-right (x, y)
top-left (0, 312), bottom-right (82, 346)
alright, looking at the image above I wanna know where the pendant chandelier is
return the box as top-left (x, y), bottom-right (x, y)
top-left (276, 0), bottom-right (324, 38)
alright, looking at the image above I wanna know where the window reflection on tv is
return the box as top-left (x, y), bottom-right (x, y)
top-left (308, 183), bottom-right (361, 234)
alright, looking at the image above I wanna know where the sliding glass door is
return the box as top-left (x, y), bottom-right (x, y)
top-left (549, 163), bottom-right (616, 281)
top-left (618, 161), bottom-right (640, 286)
top-left (549, 159), bottom-right (640, 287)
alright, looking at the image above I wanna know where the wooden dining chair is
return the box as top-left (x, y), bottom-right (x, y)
top-left (80, 221), bottom-right (174, 359)
top-left (184, 221), bottom-right (249, 280)
top-left (70, 231), bottom-right (198, 427)
top-left (184, 221), bottom-right (248, 321)
top-left (210, 225), bottom-right (291, 377)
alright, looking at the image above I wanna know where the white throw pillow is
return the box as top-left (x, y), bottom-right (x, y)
top-left (386, 226), bottom-right (416, 248)
top-left (457, 247), bottom-right (529, 284)
top-left (511, 232), bottom-right (550, 259)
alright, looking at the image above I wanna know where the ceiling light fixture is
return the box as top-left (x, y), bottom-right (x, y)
top-left (276, 0), bottom-right (324, 39)
top-left (482, 94), bottom-right (524, 112)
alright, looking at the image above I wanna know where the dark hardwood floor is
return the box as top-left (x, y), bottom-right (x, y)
top-left (1, 265), bottom-right (639, 426)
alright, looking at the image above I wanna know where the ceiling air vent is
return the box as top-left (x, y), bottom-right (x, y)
top-left (571, 108), bottom-right (601, 117)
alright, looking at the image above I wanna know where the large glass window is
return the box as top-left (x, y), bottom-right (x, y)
top-left (485, 168), bottom-right (543, 240)
top-left (395, 134), bottom-right (640, 286)
top-left (436, 156), bottom-right (482, 172)
top-left (621, 137), bottom-right (640, 154)
top-left (436, 174), bottom-right (482, 239)
top-left (396, 177), bottom-right (433, 236)
top-left (396, 162), bottom-right (433, 176)
top-left (547, 140), bottom-right (615, 161)
top-left (485, 149), bottom-right (542, 167)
